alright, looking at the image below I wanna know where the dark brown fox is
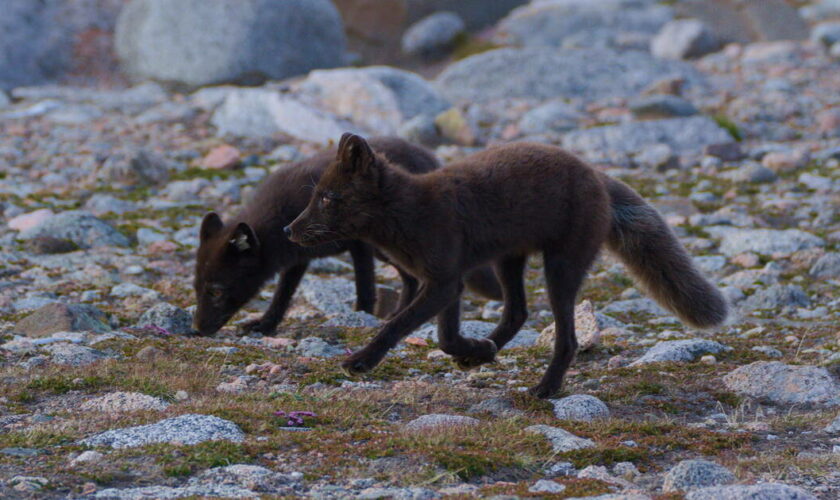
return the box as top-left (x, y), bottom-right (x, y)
top-left (286, 134), bottom-right (728, 398)
top-left (193, 137), bottom-right (501, 336)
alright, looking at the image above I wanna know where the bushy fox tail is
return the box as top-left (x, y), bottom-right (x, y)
top-left (603, 177), bottom-right (728, 328)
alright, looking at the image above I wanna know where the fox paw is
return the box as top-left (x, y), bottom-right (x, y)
top-left (238, 318), bottom-right (277, 336)
top-left (527, 381), bottom-right (562, 400)
top-left (452, 338), bottom-right (498, 370)
top-left (341, 348), bottom-right (385, 376)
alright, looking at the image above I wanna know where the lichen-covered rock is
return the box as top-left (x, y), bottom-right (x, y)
top-left (809, 252), bottom-right (840, 279)
top-left (404, 414), bottom-right (479, 431)
top-left (321, 311), bottom-right (380, 328)
top-left (526, 425), bottom-right (595, 453)
top-left (137, 303), bottom-right (193, 335)
top-left (685, 483), bottom-right (816, 500)
top-left (295, 337), bottom-right (346, 358)
top-left (663, 459), bottom-right (736, 492)
top-left (80, 392), bottom-right (170, 413)
top-left (42, 343), bottom-right (111, 366)
top-left (630, 339), bottom-right (731, 366)
top-left (537, 300), bottom-right (601, 351)
top-left (80, 414), bottom-right (244, 449)
top-left (740, 284), bottom-right (810, 311)
top-left (551, 395), bottom-right (610, 422)
top-left (723, 361), bottom-right (840, 407)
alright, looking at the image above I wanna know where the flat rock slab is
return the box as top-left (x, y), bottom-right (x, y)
top-left (723, 361), bottom-right (840, 407)
top-left (435, 47), bottom-right (703, 103)
top-left (80, 414), bottom-right (245, 449)
top-left (404, 414), bottom-right (479, 431)
top-left (92, 484), bottom-right (258, 499)
top-left (321, 311), bottom-right (380, 328)
top-left (631, 339), bottom-right (731, 366)
top-left (14, 302), bottom-right (109, 338)
top-left (295, 337), bottom-right (346, 358)
top-left (18, 210), bottom-right (130, 248)
top-left (526, 424), bottom-right (595, 453)
top-left (710, 228), bottom-right (824, 257)
top-left (562, 116), bottom-right (732, 156)
top-left (685, 483), bottom-right (816, 500)
top-left (80, 392), bottom-right (170, 413)
top-left (42, 343), bottom-right (111, 366)
top-left (298, 276), bottom-right (357, 316)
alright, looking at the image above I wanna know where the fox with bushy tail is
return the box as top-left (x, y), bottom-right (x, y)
top-left (286, 134), bottom-right (728, 398)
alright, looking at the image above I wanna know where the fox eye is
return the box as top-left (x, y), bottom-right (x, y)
top-left (321, 191), bottom-right (338, 206)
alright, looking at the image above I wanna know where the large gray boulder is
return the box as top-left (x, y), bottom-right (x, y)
top-left (211, 89), bottom-right (348, 144)
top-left (495, 0), bottom-right (672, 50)
top-left (562, 116), bottom-right (732, 156)
top-left (0, 0), bottom-right (124, 90)
top-left (115, 0), bottom-right (347, 88)
top-left (298, 66), bottom-right (449, 135)
top-left (435, 47), bottom-right (703, 103)
top-left (18, 211), bottom-right (130, 249)
top-left (651, 19), bottom-right (719, 60)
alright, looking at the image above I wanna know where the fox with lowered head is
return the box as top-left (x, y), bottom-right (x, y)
top-left (286, 133), bottom-right (728, 398)
top-left (193, 137), bottom-right (501, 337)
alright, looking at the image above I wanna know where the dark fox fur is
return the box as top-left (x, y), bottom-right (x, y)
top-left (286, 134), bottom-right (728, 398)
top-left (193, 137), bottom-right (501, 336)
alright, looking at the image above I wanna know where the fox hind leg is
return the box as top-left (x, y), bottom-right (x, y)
top-left (529, 251), bottom-right (588, 399)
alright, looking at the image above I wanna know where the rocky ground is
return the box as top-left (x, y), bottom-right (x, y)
top-left (1, 0), bottom-right (840, 499)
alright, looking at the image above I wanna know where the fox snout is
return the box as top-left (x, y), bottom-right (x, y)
top-left (285, 213), bottom-right (317, 246)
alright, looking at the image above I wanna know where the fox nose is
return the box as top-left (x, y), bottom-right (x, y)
top-left (283, 226), bottom-right (292, 238)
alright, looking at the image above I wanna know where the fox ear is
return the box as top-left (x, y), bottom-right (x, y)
top-left (229, 222), bottom-right (259, 254)
top-left (338, 133), bottom-right (375, 175)
top-left (336, 132), bottom-right (354, 156)
top-left (200, 212), bottom-right (223, 242)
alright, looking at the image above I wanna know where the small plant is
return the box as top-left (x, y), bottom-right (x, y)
top-left (274, 410), bottom-right (317, 427)
top-left (712, 114), bottom-right (743, 142)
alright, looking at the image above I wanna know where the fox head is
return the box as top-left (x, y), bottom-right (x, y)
top-left (193, 212), bottom-right (264, 335)
top-left (286, 133), bottom-right (383, 247)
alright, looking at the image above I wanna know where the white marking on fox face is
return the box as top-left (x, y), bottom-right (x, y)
top-left (230, 234), bottom-right (250, 251)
